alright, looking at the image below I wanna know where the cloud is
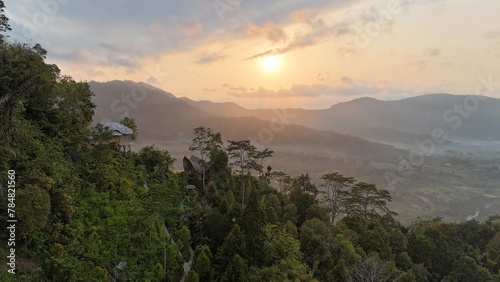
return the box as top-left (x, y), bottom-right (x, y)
top-left (484, 29), bottom-right (500, 40)
top-left (245, 23), bottom-right (332, 60)
top-left (224, 82), bottom-right (382, 99)
top-left (246, 0), bottom-right (442, 61)
top-left (317, 72), bottom-right (331, 82)
top-left (195, 52), bottom-right (228, 64)
top-left (246, 21), bottom-right (287, 43)
top-left (291, 8), bottom-right (316, 23)
top-left (424, 48), bottom-right (441, 57)
top-left (99, 42), bottom-right (144, 69)
top-left (224, 76), bottom-right (418, 100)
top-left (176, 20), bottom-right (203, 36)
top-left (341, 76), bottom-right (354, 85)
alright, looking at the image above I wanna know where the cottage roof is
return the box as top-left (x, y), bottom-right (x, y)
top-left (183, 155), bottom-right (206, 175)
top-left (99, 122), bottom-right (133, 136)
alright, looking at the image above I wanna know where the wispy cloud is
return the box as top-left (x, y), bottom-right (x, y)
top-left (195, 52), bottom-right (228, 65)
top-left (225, 82), bottom-right (381, 99)
top-left (424, 48), bottom-right (441, 57)
top-left (246, 21), bottom-right (287, 43)
top-left (484, 29), bottom-right (500, 40)
top-left (224, 76), bottom-right (418, 100)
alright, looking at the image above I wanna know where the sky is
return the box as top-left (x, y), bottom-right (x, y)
top-left (4, 0), bottom-right (500, 109)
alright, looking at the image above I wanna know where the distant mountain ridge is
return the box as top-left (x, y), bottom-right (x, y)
top-left (183, 92), bottom-right (500, 146)
top-left (90, 80), bottom-right (500, 149)
top-left (89, 80), bottom-right (500, 222)
top-left (89, 80), bottom-right (406, 163)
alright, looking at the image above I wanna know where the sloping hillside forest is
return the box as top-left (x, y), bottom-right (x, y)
top-left (1, 5), bottom-right (500, 282)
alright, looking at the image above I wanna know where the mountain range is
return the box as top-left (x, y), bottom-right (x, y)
top-left (89, 80), bottom-right (500, 222)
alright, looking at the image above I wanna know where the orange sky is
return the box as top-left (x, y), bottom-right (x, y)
top-left (5, 0), bottom-right (500, 108)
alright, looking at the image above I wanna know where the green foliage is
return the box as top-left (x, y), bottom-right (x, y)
top-left (292, 173), bottom-right (319, 197)
top-left (239, 188), bottom-right (266, 266)
top-left (194, 245), bottom-right (212, 280)
top-left (216, 224), bottom-right (246, 273)
top-left (137, 145), bottom-right (175, 181)
top-left (289, 185), bottom-right (315, 227)
top-left (189, 126), bottom-right (224, 188)
top-left (1, 26), bottom-right (499, 281)
top-left (227, 140), bottom-right (258, 174)
top-left (190, 126), bottom-right (223, 164)
top-left (321, 172), bottom-right (355, 222)
top-left (220, 254), bottom-right (249, 282)
top-left (270, 170), bottom-right (291, 192)
top-left (0, 0), bottom-right (10, 38)
top-left (120, 117), bottom-right (138, 141)
top-left (16, 184), bottom-right (51, 238)
top-left (186, 270), bottom-right (200, 282)
top-left (486, 231), bottom-right (500, 265)
top-left (445, 256), bottom-right (493, 282)
top-left (343, 182), bottom-right (396, 219)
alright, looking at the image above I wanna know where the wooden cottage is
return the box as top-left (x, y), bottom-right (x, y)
top-left (99, 122), bottom-right (134, 152)
top-left (183, 155), bottom-right (212, 186)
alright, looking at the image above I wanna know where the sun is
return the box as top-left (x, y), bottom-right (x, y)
top-left (260, 55), bottom-right (282, 72)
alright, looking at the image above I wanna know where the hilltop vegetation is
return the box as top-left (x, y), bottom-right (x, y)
top-left (1, 4), bottom-right (500, 281)
top-left (89, 80), bottom-right (500, 223)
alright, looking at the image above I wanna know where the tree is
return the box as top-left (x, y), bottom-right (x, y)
top-left (239, 188), bottom-right (266, 266)
top-left (137, 146), bottom-right (175, 181)
top-left (289, 185), bottom-right (315, 227)
top-left (0, 0), bottom-right (11, 41)
top-left (216, 224), bottom-right (246, 273)
top-left (120, 117), bottom-right (138, 141)
top-left (320, 172), bottom-right (355, 223)
top-left (252, 148), bottom-right (274, 175)
top-left (343, 182), bottom-right (397, 219)
top-left (292, 173), bottom-right (319, 197)
top-left (220, 254), bottom-right (249, 282)
top-left (227, 140), bottom-right (258, 174)
top-left (17, 184), bottom-right (51, 238)
top-left (91, 123), bottom-right (113, 145)
top-left (185, 270), bottom-right (199, 282)
top-left (227, 140), bottom-right (258, 204)
top-left (349, 255), bottom-right (403, 282)
top-left (194, 245), bottom-right (212, 281)
top-left (299, 218), bottom-right (332, 274)
top-left (486, 231), bottom-right (500, 266)
top-left (270, 171), bottom-right (291, 192)
top-left (445, 256), bottom-right (493, 282)
top-left (189, 126), bottom-right (223, 189)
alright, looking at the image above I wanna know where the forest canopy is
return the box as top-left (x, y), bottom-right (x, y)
top-left (0, 2), bottom-right (499, 281)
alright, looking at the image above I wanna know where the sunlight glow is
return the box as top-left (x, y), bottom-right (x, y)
top-left (260, 55), bottom-right (282, 73)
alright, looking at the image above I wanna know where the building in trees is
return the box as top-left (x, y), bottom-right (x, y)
top-left (99, 121), bottom-right (134, 152)
top-left (183, 155), bottom-right (210, 184)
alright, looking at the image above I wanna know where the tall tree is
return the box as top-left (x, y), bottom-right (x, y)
top-left (320, 172), bottom-right (355, 223)
top-left (349, 255), bottom-right (403, 282)
top-left (220, 254), bottom-right (249, 282)
top-left (227, 140), bottom-right (258, 204)
top-left (270, 171), bottom-right (291, 192)
top-left (251, 148), bottom-right (274, 175)
top-left (189, 126), bottom-right (223, 189)
top-left (227, 140), bottom-right (258, 175)
top-left (216, 224), bottom-right (246, 273)
top-left (239, 188), bottom-right (266, 267)
top-left (343, 182), bottom-right (396, 219)
top-left (0, 0), bottom-right (10, 42)
top-left (292, 173), bottom-right (319, 197)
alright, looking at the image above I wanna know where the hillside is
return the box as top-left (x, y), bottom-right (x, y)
top-left (184, 94), bottom-right (500, 152)
top-left (89, 81), bottom-right (500, 223)
top-left (90, 80), bottom-right (405, 165)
